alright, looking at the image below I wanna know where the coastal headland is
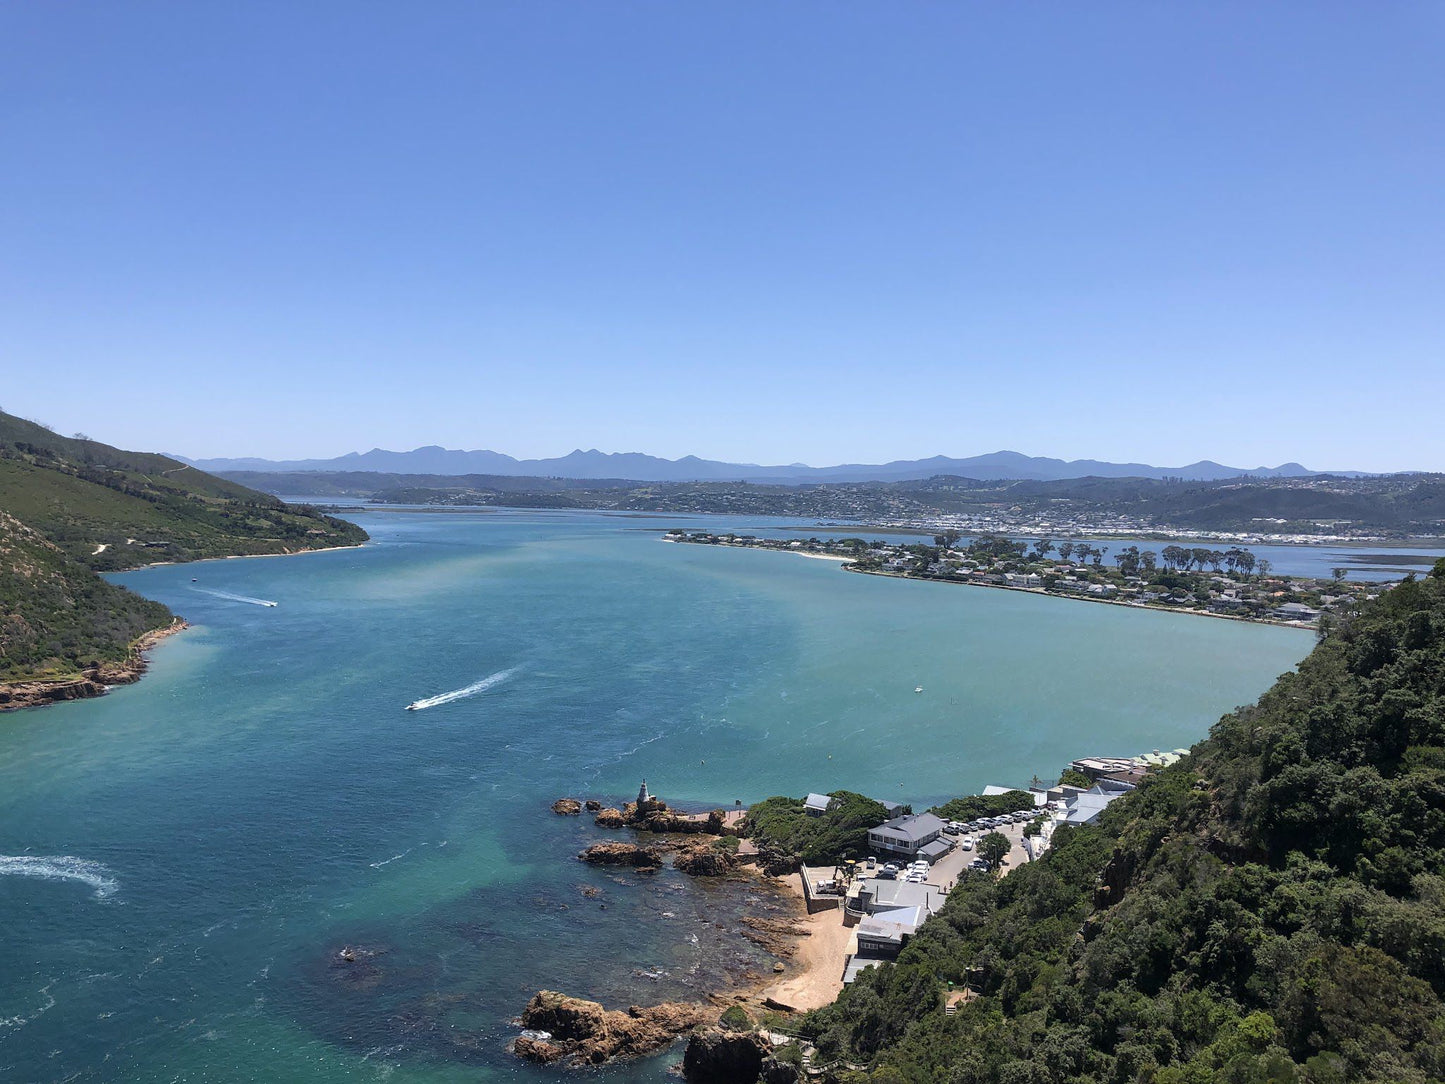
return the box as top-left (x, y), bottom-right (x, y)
top-left (0, 618), bottom-right (189, 712)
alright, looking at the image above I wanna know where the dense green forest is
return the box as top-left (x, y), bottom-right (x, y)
top-left (0, 410), bottom-right (368, 685)
top-left (798, 563), bottom-right (1445, 1083)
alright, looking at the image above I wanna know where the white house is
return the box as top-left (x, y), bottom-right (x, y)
top-left (803, 792), bottom-right (834, 816)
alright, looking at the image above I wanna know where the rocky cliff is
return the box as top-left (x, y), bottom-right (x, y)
top-left (513, 990), bottom-right (709, 1066)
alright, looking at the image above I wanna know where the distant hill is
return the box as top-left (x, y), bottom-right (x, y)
top-left (0, 410), bottom-right (368, 693)
top-left (1, 411), bottom-right (368, 571)
top-left (215, 469), bottom-right (1445, 536)
top-left (178, 445), bottom-right (1360, 484)
top-left (217, 470), bottom-right (643, 499)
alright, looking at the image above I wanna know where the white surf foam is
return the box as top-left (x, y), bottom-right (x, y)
top-left (0, 982), bottom-right (55, 1033)
top-left (191, 587), bottom-right (278, 607)
top-left (0, 856), bottom-right (118, 899)
top-left (405, 667), bottom-right (519, 711)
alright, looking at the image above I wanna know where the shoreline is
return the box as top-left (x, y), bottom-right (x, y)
top-left (0, 618), bottom-right (189, 713)
top-left (841, 564), bottom-right (1319, 631)
top-left (744, 870), bottom-right (847, 1013)
top-left (130, 541), bottom-right (366, 572)
top-left (670, 539), bottom-right (1317, 632)
top-left (567, 813), bottom-right (836, 1020)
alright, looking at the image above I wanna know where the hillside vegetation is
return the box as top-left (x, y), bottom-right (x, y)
top-left (0, 412), bottom-right (367, 571)
top-left (0, 511), bottom-right (172, 682)
top-left (746, 792), bottom-right (895, 866)
top-left (0, 410), bottom-right (368, 687)
top-left (799, 562), bottom-right (1445, 1083)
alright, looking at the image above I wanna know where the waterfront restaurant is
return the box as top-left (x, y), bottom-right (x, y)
top-left (867, 811), bottom-right (949, 858)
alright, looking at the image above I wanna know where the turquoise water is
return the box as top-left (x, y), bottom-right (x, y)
top-left (0, 510), bottom-right (1311, 1081)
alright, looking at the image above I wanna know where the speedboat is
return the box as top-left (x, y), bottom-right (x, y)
top-left (405, 702), bottom-right (420, 711)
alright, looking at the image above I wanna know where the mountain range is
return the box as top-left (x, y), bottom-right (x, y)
top-left (176, 447), bottom-right (1363, 484)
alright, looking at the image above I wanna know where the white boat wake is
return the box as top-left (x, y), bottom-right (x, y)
top-left (405, 667), bottom-right (519, 711)
top-left (0, 855), bottom-right (118, 899)
top-left (191, 587), bottom-right (278, 607)
top-left (369, 848), bottom-right (412, 869)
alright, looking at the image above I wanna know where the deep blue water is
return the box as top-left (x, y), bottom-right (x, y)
top-left (0, 510), bottom-right (1311, 1081)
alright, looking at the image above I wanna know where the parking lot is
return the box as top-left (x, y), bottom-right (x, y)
top-left (905, 811), bottom-right (1040, 889)
top-left (845, 809), bottom-right (1048, 896)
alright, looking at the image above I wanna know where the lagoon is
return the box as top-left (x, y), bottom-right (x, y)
top-left (0, 510), bottom-right (1310, 1081)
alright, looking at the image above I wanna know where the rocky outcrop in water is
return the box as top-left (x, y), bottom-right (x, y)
top-left (626, 800), bottom-right (729, 835)
top-left (680, 1027), bottom-right (804, 1083)
top-left (551, 798), bottom-right (582, 815)
top-left (514, 990), bottom-right (708, 1066)
top-left (682, 1026), bottom-right (773, 1082)
top-left (584, 799), bottom-right (602, 812)
top-left (594, 807), bottom-right (626, 828)
top-left (673, 842), bottom-right (739, 877)
top-left (325, 941), bottom-right (388, 991)
top-left (578, 841), bottom-right (663, 870)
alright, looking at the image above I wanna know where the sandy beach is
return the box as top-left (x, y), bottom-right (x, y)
top-left (749, 873), bottom-right (850, 1012)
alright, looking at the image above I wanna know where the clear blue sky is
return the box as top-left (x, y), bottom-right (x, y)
top-left (2, 2), bottom-right (1441, 471)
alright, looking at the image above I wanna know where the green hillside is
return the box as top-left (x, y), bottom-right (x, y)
top-left (0, 511), bottom-right (172, 682)
top-left (0, 410), bottom-right (368, 687)
top-left (0, 411), bottom-right (367, 571)
top-left (800, 563), bottom-right (1445, 1083)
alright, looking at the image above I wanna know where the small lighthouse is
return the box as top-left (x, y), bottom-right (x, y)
top-left (638, 779), bottom-right (652, 805)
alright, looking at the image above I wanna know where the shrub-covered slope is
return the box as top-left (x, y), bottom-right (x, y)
top-left (801, 563), bottom-right (1445, 1083)
top-left (746, 791), bottom-right (894, 866)
top-left (0, 410), bottom-right (367, 570)
top-left (0, 511), bottom-right (172, 681)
